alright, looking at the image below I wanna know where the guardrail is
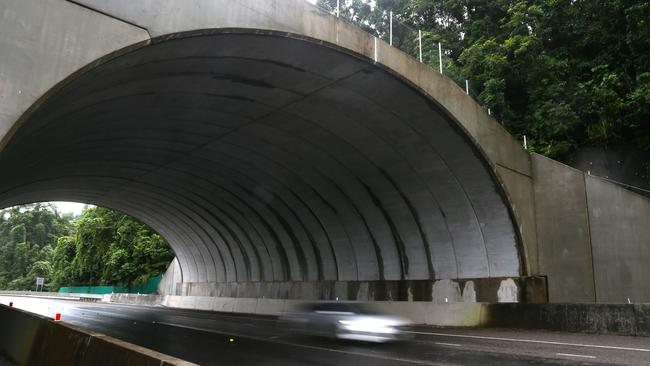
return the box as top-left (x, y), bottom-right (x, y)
top-left (0, 304), bottom-right (196, 366)
top-left (0, 291), bottom-right (101, 303)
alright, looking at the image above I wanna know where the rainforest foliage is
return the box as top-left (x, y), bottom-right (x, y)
top-left (0, 204), bottom-right (173, 291)
top-left (317, 0), bottom-right (649, 161)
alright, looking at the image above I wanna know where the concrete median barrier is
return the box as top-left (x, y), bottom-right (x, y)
top-left (0, 304), bottom-right (196, 366)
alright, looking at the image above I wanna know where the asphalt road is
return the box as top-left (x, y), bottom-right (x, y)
top-left (1, 295), bottom-right (650, 365)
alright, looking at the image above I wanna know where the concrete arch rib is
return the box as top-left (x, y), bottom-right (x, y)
top-left (0, 2), bottom-right (526, 291)
top-left (186, 151), bottom-right (337, 281)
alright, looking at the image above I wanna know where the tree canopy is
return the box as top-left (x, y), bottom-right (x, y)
top-left (0, 204), bottom-right (173, 291)
top-left (317, 0), bottom-right (649, 161)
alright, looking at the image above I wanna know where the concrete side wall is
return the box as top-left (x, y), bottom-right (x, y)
top-left (532, 154), bottom-right (596, 302)
top-left (0, 0), bottom-right (149, 149)
top-left (495, 165), bottom-right (538, 276)
top-left (586, 175), bottom-right (650, 303)
top-left (158, 258), bottom-right (182, 296)
top-left (0, 304), bottom-right (195, 366)
top-left (532, 153), bottom-right (650, 303)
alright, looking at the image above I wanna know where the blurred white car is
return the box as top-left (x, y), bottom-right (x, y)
top-left (286, 302), bottom-right (413, 343)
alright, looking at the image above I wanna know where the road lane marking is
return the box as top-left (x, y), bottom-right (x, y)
top-left (435, 342), bottom-right (461, 347)
top-left (406, 331), bottom-right (650, 352)
top-left (156, 321), bottom-right (445, 365)
top-left (556, 353), bottom-right (596, 359)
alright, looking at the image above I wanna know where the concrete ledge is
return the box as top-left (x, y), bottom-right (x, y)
top-left (483, 303), bottom-right (650, 336)
top-left (0, 304), bottom-right (196, 366)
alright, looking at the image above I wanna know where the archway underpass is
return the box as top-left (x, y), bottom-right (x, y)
top-left (0, 31), bottom-right (522, 301)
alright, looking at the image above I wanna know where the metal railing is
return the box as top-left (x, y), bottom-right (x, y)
top-left (310, 0), bottom-right (483, 105)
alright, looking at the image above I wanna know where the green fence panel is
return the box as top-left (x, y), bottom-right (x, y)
top-left (57, 275), bottom-right (162, 295)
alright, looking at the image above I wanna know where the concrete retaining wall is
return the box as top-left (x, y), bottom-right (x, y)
top-left (173, 277), bottom-right (547, 303)
top-left (532, 154), bottom-right (596, 303)
top-left (157, 258), bottom-right (182, 297)
top-left (0, 304), bottom-right (195, 366)
top-left (484, 303), bottom-right (650, 337)
top-left (586, 175), bottom-right (650, 303)
top-left (532, 154), bottom-right (650, 303)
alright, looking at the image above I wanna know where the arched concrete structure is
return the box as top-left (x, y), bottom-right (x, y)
top-left (2, 0), bottom-right (648, 303)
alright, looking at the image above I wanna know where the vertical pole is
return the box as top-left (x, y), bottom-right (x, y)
top-left (374, 37), bottom-right (378, 62)
top-left (465, 80), bottom-right (469, 94)
top-left (389, 11), bottom-right (393, 46)
top-left (488, 108), bottom-right (491, 115)
top-left (336, 0), bottom-right (340, 17)
top-left (523, 135), bottom-right (528, 149)
top-left (418, 30), bottom-right (422, 62)
top-left (438, 42), bottom-right (443, 73)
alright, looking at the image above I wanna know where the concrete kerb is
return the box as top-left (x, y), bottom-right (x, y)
top-left (0, 304), bottom-right (195, 366)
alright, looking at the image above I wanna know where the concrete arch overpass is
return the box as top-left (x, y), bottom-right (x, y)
top-left (1, 0), bottom-right (648, 304)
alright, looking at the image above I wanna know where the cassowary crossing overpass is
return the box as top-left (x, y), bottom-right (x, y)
top-left (1, 0), bottom-right (649, 304)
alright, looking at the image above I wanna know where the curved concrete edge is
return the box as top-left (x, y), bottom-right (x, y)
top-left (0, 0), bottom-right (150, 151)
top-left (71, 0), bottom-right (530, 172)
top-left (0, 304), bottom-right (196, 366)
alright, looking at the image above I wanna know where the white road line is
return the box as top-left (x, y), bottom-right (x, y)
top-left (435, 342), bottom-right (461, 347)
top-left (156, 321), bottom-right (445, 365)
top-left (556, 353), bottom-right (596, 359)
top-left (406, 331), bottom-right (650, 353)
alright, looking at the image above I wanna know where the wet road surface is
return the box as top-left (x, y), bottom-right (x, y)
top-left (1, 296), bottom-right (649, 365)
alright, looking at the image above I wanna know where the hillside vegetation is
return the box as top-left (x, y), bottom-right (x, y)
top-left (319, 0), bottom-right (649, 161)
top-left (0, 204), bottom-right (173, 291)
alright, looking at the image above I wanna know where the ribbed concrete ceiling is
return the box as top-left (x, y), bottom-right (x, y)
top-left (0, 32), bottom-right (520, 283)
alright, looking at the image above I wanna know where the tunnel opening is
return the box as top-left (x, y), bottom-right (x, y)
top-left (0, 202), bottom-right (174, 293)
top-left (0, 30), bottom-right (521, 299)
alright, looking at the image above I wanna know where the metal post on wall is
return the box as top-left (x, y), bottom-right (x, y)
top-left (465, 80), bottom-right (469, 94)
top-left (389, 11), bottom-right (393, 46)
top-left (523, 135), bottom-right (528, 149)
top-left (336, 0), bottom-right (340, 17)
top-left (418, 30), bottom-right (422, 62)
top-left (438, 42), bottom-right (443, 73)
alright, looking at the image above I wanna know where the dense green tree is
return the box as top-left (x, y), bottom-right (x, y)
top-left (317, 0), bottom-right (650, 161)
top-left (50, 236), bottom-right (76, 290)
top-left (67, 207), bottom-right (173, 288)
top-left (0, 204), bottom-right (174, 291)
top-left (0, 204), bottom-right (72, 290)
